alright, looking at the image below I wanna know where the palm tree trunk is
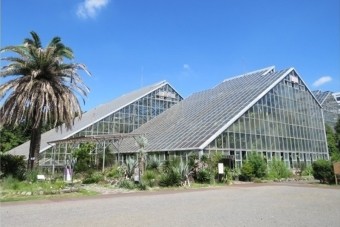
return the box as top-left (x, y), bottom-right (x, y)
top-left (28, 127), bottom-right (42, 170)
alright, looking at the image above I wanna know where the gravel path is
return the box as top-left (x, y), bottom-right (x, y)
top-left (1, 183), bottom-right (340, 227)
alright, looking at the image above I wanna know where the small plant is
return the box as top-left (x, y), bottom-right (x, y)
top-left (82, 172), bottom-right (104, 184)
top-left (196, 168), bottom-right (210, 184)
top-left (106, 165), bottom-right (124, 179)
top-left (25, 169), bottom-right (40, 183)
top-left (223, 167), bottom-right (233, 184)
top-left (231, 168), bottom-right (241, 180)
top-left (118, 179), bottom-right (135, 189)
top-left (142, 170), bottom-right (158, 187)
top-left (159, 168), bottom-right (181, 187)
top-left (301, 165), bottom-right (313, 176)
top-left (136, 182), bottom-right (147, 190)
top-left (123, 158), bottom-right (138, 179)
top-left (146, 156), bottom-right (161, 171)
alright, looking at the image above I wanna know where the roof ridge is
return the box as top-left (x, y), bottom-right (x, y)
top-left (222, 66), bottom-right (275, 83)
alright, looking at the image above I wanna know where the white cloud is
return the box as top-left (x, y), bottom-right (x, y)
top-left (77, 0), bottom-right (110, 19)
top-left (312, 76), bottom-right (332, 87)
top-left (183, 64), bottom-right (191, 71)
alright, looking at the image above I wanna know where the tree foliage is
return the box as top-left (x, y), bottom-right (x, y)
top-left (0, 31), bottom-right (91, 169)
top-left (326, 120), bottom-right (340, 162)
top-left (0, 125), bottom-right (29, 153)
top-left (72, 143), bottom-right (95, 173)
top-left (0, 154), bottom-right (26, 180)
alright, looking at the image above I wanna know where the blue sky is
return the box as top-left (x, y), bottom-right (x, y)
top-left (1, 0), bottom-right (339, 111)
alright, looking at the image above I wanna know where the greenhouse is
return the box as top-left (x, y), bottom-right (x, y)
top-left (8, 66), bottom-right (330, 170)
top-left (118, 66), bottom-right (329, 168)
top-left (312, 90), bottom-right (339, 129)
top-left (8, 81), bottom-right (182, 167)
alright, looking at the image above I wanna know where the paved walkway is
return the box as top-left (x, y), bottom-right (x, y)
top-left (1, 183), bottom-right (340, 227)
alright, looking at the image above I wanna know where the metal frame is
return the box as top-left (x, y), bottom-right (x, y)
top-left (47, 133), bottom-right (145, 173)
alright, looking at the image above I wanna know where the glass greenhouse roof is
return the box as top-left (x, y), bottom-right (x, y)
top-left (8, 81), bottom-right (178, 157)
top-left (119, 66), bottom-right (315, 153)
top-left (312, 90), bottom-right (332, 105)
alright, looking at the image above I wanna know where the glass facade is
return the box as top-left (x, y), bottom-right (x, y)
top-left (320, 94), bottom-right (339, 129)
top-left (206, 71), bottom-right (328, 168)
top-left (40, 83), bottom-right (182, 167)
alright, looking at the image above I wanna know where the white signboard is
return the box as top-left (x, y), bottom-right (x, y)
top-left (218, 163), bottom-right (224, 174)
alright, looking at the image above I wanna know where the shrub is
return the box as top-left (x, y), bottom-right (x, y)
top-left (240, 161), bottom-right (254, 181)
top-left (240, 152), bottom-right (267, 181)
top-left (223, 167), bottom-right (233, 184)
top-left (82, 172), bottom-right (104, 184)
top-left (159, 168), bottom-right (181, 187)
top-left (0, 154), bottom-right (26, 180)
top-left (106, 165), bottom-right (124, 179)
top-left (146, 156), bottom-right (161, 171)
top-left (312, 160), bottom-right (334, 184)
top-left (196, 168), bottom-right (210, 184)
top-left (123, 158), bottom-right (137, 179)
top-left (25, 169), bottom-right (40, 183)
top-left (142, 170), bottom-right (159, 187)
top-left (268, 158), bottom-right (292, 179)
top-left (136, 182), bottom-right (147, 190)
top-left (72, 143), bottom-right (94, 173)
top-left (118, 179), bottom-right (135, 189)
top-left (301, 165), bottom-right (313, 176)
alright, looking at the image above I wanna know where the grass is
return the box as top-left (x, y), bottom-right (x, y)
top-left (0, 176), bottom-right (100, 203)
top-left (0, 189), bottom-right (99, 203)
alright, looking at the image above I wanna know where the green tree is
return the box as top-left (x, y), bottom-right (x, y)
top-left (0, 31), bottom-right (91, 169)
top-left (72, 143), bottom-right (95, 173)
top-left (0, 153), bottom-right (26, 180)
top-left (326, 125), bottom-right (339, 157)
top-left (0, 125), bottom-right (29, 153)
top-left (335, 118), bottom-right (340, 152)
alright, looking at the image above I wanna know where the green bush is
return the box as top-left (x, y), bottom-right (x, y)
top-left (159, 168), bottom-right (181, 187)
top-left (146, 156), bottom-right (161, 171)
top-left (82, 172), bottom-right (104, 184)
top-left (106, 165), bottom-right (124, 179)
top-left (118, 179), bottom-right (135, 189)
top-left (123, 158), bottom-right (137, 179)
top-left (196, 168), bottom-right (210, 184)
top-left (301, 165), bottom-right (313, 176)
top-left (72, 143), bottom-right (95, 173)
top-left (142, 170), bottom-right (158, 187)
top-left (312, 160), bottom-right (334, 184)
top-left (25, 169), bottom-right (39, 183)
top-left (223, 167), bottom-right (233, 184)
top-left (268, 158), bottom-right (292, 179)
top-left (0, 154), bottom-right (26, 180)
top-left (240, 162), bottom-right (254, 181)
top-left (240, 152), bottom-right (267, 181)
top-left (136, 182), bottom-right (147, 190)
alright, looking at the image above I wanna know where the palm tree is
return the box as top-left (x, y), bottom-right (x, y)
top-left (0, 31), bottom-right (91, 170)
